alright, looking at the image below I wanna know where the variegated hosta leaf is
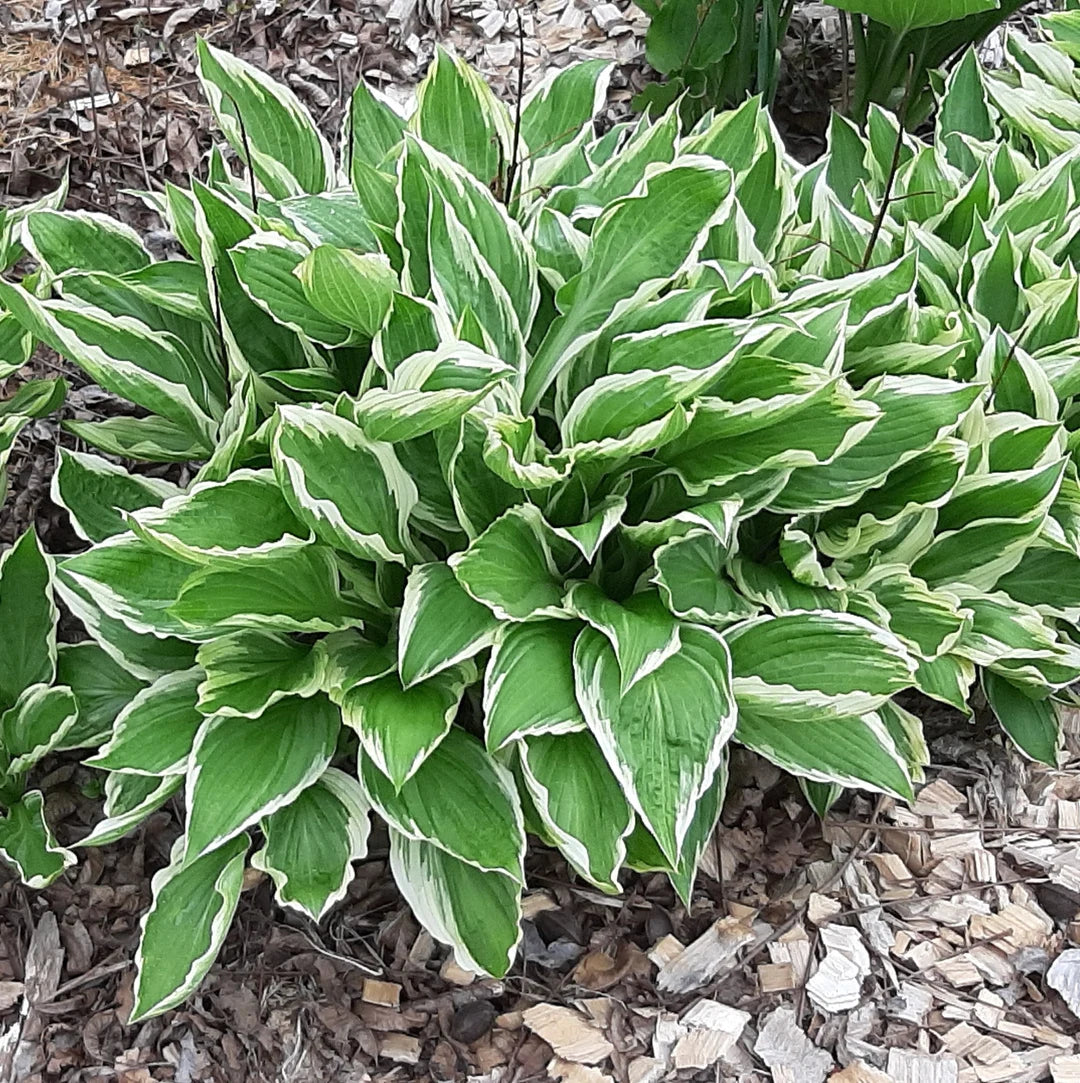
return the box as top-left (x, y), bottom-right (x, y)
top-left (127, 469), bottom-right (309, 564)
top-left (389, 829), bottom-right (522, 977)
top-left (55, 641), bottom-right (148, 751)
top-left (0, 529), bottom-right (57, 714)
top-left (196, 631), bottom-right (323, 718)
top-left (725, 611), bottom-right (917, 721)
top-left (523, 160), bottom-right (734, 413)
top-left (519, 730), bottom-right (633, 893)
top-left (51, 448), bottom-right (181, 543)
top-left (398, 562), bottom-right (499, 688)
top-left (450, 505), bottom-right (567, 621)
top-left (342, 665), bottom-right (467, 790)
top-left (86, 668), bottom-right (205, 775)
top-left (296, 246), bottom-right (397, 338)
top-left (624, 758), bottom-right (728, 905)
top-left (79, 771), bottom-right (182, 848)
top-left (520, 59), bottom-right (612, 159)
top-left (359, 726), bottom-right (524, 883)
top-left (736, 709), bottom-right (913, 801)
top-left (652, 531), bottom-right (759, 628)
top-left (0, 790), bottom-right (76, 888)
top-left (23, 209), bottom-right (149, 279)
top-left (1, 684), bottom-right (78, 775)
top-left (183, 695), bottom-right (340, 863)
top-left (196, 40), bottom-right (334, 199)
top-left (565, 583), bottom-right (681, 695)
top-left (272, 405), bottom-right (418, 565)
top-left (251, 768), bottom-right (371, 921)
top-left (131, 832), bottom-right (248, 1022)
top-left (483, 620), bottom-right (586, 752)
top-left (983, 670), bottom-right (1060, 766)
top-left (573, 623), bottom-right (735, 866)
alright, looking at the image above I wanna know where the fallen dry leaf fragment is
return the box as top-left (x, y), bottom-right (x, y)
top-left (522, 1004), bottom-right (613, 1065)
top-left (886, 1049), bottom-right (959, 1083)
top-left (831, 1060), bottom-right (896, 1082)
top-left (754, 1006), bottom-right (833, 1083)
top-left (657, 916), bottom-right (754, 994)
top-left (672, 999), bottom-right (750, 1070)
top-left (1049, 950), bottom-right (1080, 1019)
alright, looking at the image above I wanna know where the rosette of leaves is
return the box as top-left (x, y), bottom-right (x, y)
top-left (4, 39), bottom-right (1080, 1019)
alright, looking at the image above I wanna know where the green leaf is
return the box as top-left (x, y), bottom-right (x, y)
top-left (653, 531), bottom-right (758, 628)
top-left (0, 790), bottom-right (76, 889)
top-left (735, 709), bottom-right (914, 801)
top-left (483, 620), bottom-right (586, 752)
top-left (389, 829), bottom-right (522, 977)
top-left (86, 669), bottom-right (205, 775)
top-left (399, 562), bottom-right (500, 688)
top-left (450, 505), bottom-right (566, 621)
top-left (644, 0), bottom-right (737, 73)
top-left (272, 405), bottom-right (417, 565)
top-left (726, 611), bottom-right (916, 721)
top-left (184, 695), bottom-right (340, 862)
top-left (566, 583), bottom-right (681, 695)
top-left (359, 726), bottom-right (524, 882)
top-left (0, 530), bottom-right (57, 715)
top-left (831, 0), bottom-right (999, 34)
top-left (574, 623), bottom-right (735, 865)
top-left (169, 545), bottom-right (365, 635)
top-left (296, 246), bottom-right (397, 337)
top-left (251, 768), bottom-right (371, 921)
top-left (196, 40), bottom-right (334, 199)
top-left (1, 684), bottom-right (78, 775)
top-left (196, 631), bottom-right (323, 718)
top-left (520, 730), bottom-right (633, 893)
top-left (342, 667), bottom-right (466, 789)
top-left (410, 47), bottom-right (512, 184)
top-left (51, 449), bottom-right (181, 543)
top-left (229, 234), bottom-right (352, 346)
top-left (130, 832), bottom-right (248, 1021)
top-left (521, 60), bottom-right (612, 156)
top-left (524, 160), bottom-right (733, 413)
top-left (55, 641), bottom-right (147, 750)
top-left (79, 772), bottom-right (183, 848)
top-left (0, 377), bottom-right (67, 420)
top-left (346, 78), bottom-right (405, 171)
top-left (24, 209), bottom-right (149, 277)
top-left (983, 671), bottom-right (1059, 767)
top-left (62, 415), bottom-right (210, 463)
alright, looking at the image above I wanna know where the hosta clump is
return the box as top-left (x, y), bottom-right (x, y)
top-left (5, 32), bottom-right (1080, 1017)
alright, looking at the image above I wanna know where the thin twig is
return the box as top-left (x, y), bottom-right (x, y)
top-left (503, 3), bottom-right (527, 206)
top-left (69, 0), bottom-right (115, 213)
top-left (225, 90), bottom-right (259, 212)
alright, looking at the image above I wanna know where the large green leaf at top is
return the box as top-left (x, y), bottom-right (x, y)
top-left (341, 666), bottom-right (466, 790)
top-left (450, 505), bottom-right (567, 621)
top-left (184, 695), bottom-right (340, 863)
top-left (520, 731), bottom-right (633, 894)
top-left (196, 631), bottom-right (323, 718)
top-left (51, 449), bottom-right (181, 543)
top-left (573, 623), bottom-right (735, 866)
top-left (169, 545), bottom-right (365, 635)
top-left (0, 790), bottom-right (76, 889)
top-left (359, 726), bottom-right (525, 882)
top-left (130, 833), bottom-right (248, 1022)
top-left (0, 529), bottom-right (57, 714)
top-left (390, 830), bottom-right (522, 978)
top-left (726, 611), bottom-right (916, 721)
top-left (483, 620), bottom-right (585, 752)
top-left (196, 40), bottom-right (334, 199)
top-left (398, 562), bottom-right (500, 688)
top-left (251, 768), bottom-right (371, 922)
top-left (983, 670), bottom-right (1059, 766)
top-left (272, 405), bottom-right (417, 565)
top-left (523, 160), bottom-right (733, 412)
top-left (735, 709), bottom-right (914, 801)
top-left (409, 47), bottom-right (512, 185)
top-left (86, 669), bottom-right (205, 776)
top-left (520, 60), bottom-right (612, 157)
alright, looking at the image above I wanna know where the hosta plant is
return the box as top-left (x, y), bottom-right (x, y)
top-left (4, 33), bottom-right (1080, 1018)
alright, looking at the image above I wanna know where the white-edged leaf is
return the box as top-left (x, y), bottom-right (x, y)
top-left (0, 529), bottom-right (57, 713)
top-left (0, 790), bottom-right (76, 889)
top-left (1, 684), bottom-right (78, 775)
